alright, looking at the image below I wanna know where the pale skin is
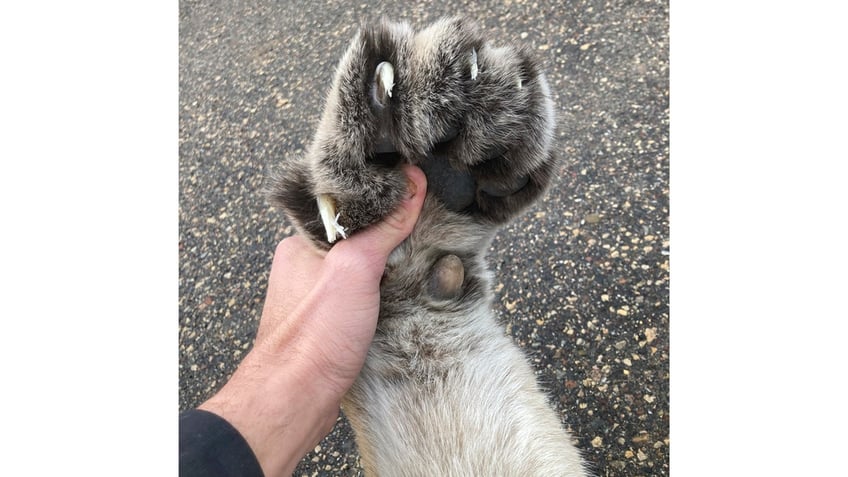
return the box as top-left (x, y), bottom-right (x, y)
top-left (199, 165), bottom-right (427, 477)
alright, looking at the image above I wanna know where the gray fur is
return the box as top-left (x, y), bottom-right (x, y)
top-left (267, 16), bottom-right (588, 477)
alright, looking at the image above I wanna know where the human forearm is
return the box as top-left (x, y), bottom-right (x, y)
top-left (189, 166), bottom-right (426, 476)
top-left (199, 338), bottom-right (341, 477)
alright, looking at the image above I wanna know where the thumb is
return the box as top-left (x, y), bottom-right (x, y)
top-left (332, 164), bottom-right (427, 264)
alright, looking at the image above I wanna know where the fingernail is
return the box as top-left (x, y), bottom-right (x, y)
top-left (405, 176), bottom-right (417, 199)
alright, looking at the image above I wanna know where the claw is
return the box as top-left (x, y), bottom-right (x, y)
top-left (470, 49), bottom-right (478, 80)
top-left (316, 194), bottom-right (347, 243)
top-left (331, 213), bottom-right (347, 240)
top-left (375, 61), bottom-right (394, 105)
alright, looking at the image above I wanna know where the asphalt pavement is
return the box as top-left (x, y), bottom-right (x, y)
top-left (179, 1), bottom-right (669, 475)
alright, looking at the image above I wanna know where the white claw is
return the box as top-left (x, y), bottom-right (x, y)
top-left (517, 77), bottom-right (523, 89)
top-left (317, 194), bottom-right (346, 243)
top-left (375, 61), bottom-right (394, 101)
top-left (470, 48), bottom-right (478, 80)
top-left (332, 213), bottom-right (348, 240)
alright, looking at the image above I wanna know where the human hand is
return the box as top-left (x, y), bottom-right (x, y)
top-left (200, 164), bottom-right (427, 477)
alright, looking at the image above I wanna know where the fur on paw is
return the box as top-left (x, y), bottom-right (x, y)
top-left (266, 19), bottom-right (415, 248)
top-left (266, 16), bottom-right (557, 248)
top-left (399, 17), bottom-right (558, 225)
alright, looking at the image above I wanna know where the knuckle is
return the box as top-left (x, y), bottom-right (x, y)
top-left (275, 235), bottom-right (306, 258)
top-left (326, 242), bottom-right (384, 281)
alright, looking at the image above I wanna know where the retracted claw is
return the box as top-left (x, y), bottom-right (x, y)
top-left (374, 61), bottom-right (395, 106)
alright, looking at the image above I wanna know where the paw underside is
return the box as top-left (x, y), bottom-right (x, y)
top-left (267, 16), bottom-right (557, 248)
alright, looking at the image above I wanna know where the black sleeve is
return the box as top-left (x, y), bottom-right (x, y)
top-left (179, 409), bottom-right (265, 477)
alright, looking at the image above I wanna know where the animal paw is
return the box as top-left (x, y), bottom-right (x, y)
top-left (399, 17), bottom-right (558, 224)
top-left (266, 19), bottom-right (415, 248)
top-left (266, 17), bottom-right (557, 248)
